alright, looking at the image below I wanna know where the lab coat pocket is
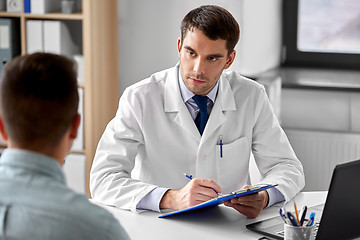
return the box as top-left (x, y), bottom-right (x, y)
top-left (216, 137), bottom-right (250, 192)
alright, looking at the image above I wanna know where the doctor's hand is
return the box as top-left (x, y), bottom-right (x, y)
top-left (159, 178), bottom-right (222, 211)
top-left (224, 185), bottom-right (269, 219)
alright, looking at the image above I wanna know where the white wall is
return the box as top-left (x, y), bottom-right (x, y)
top-left (117, 0), bottom-right (282, 94)
top-left (234, 0), bottom-right (283, 77)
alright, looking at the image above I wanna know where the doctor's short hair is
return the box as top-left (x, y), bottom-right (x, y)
top-left (0, 52), bottom-right (79, 147)
top-left (180, 5), bottom-right (240, 56)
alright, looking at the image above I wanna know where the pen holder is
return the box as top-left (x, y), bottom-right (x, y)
top-left (284, 223), bottom-right (315, 240)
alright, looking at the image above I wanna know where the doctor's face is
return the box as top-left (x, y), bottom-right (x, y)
top-left (177, 28), bottom-right (235, 96)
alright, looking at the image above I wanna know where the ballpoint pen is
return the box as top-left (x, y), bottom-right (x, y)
top-left (183, 173), bottom-right (219, 194)
top-left (219, 136), bottom-right (223, 158)
top-left (299, 205), bottom-right (307, 226)
top-left (287, 212), bottom-right (299, 226)
top-left (184, 173), bottom-right (193, 180)
top-left (306, 212), bottom-right (315, 226)
top-left (279, 208), bottom-right (290, 224)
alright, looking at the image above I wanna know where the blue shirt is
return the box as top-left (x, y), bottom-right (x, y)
top-left (0, 149), bottom-right (129, 240)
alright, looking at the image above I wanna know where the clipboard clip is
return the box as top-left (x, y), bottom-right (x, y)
top-left (225, 184), bottom-right (277, 197)
top-left (231, 184), bottom-right (266, 195)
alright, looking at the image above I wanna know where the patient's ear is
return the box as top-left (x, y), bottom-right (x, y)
top-left (69, 113), bottom-right (80, 140)
top-left (0, 115), bottom-right (8, 142)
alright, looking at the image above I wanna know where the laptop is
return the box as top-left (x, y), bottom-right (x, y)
top-left (246, 159), bottom-right (360, 240)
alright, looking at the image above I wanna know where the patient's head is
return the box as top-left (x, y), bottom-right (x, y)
top-left (0, 52), bottom-right (79, 149)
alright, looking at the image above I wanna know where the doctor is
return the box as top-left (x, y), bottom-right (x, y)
top-left (90, 5), bottom-right (304, 218)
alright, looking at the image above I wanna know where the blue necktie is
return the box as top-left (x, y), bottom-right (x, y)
top-left (192, 95), bottom-right (209, 135)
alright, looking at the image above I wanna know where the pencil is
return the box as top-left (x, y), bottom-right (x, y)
top-left (294, 202), bottom-right (301, 226)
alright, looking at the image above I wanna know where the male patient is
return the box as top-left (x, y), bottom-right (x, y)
top-left (0, 53), bottom-right (129, 240)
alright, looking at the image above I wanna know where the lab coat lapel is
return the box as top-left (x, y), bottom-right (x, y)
top-left (164, 64), bottom-right (201, 142)
top-left (201, 74), bottom-right (236, 143)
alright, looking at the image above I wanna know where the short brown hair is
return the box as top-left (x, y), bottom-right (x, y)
top-left (0, 53), bottom-right (79, 147)
top-left (180, 5), bottom-right (240, 55)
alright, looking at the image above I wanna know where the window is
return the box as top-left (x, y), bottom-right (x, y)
top-left (282, 0), bottom-right (360, 69)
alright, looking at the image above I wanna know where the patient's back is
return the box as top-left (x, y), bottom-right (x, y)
top-left (0, 150), bottom-right (129, 240)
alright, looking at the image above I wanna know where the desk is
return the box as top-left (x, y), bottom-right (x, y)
top-left (93, 191), bottom-right (326, 240)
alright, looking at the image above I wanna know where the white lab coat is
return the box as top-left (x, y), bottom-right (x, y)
top-left (90, 63), bottom-right (305, 213)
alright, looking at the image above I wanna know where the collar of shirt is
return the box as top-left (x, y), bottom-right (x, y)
top-left (178, 68), bottom-right (219, 120)
top-left (0, 148), bottom-right (66, 184)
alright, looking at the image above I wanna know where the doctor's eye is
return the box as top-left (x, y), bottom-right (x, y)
top-left (187, 51), bottom-right (196, 57)
top-left (208, 56), bottom-right (217, 62)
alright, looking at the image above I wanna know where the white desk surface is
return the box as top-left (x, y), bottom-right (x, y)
top-left (93, 191), bottom-right (327, 240)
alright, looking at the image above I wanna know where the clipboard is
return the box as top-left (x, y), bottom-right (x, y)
top-left (159, 184), bottom-right (278, 218)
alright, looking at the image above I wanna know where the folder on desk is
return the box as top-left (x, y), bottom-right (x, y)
top-left (159, 184), bottom-right (278, 218)
top-left (0, 18), bottom-right (20, 73)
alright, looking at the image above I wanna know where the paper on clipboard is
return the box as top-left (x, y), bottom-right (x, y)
top-left (159, 184), bottom-right (278, 218)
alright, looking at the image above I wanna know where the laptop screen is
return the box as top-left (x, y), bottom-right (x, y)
top-left (316, 159), bottom-right (360, 240)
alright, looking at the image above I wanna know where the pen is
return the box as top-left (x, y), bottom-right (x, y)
top-left (306, 212), bottom-right (315, 226)
top-left (219, 136), bottom-right (223, 158)
top-left (293, 202), bottom-right (301, 226)
top-left (299, 205), bottom-right (307, 226)
top-left (279, 208), bottom-right (290, 224)
top-left (287, 212), bottom-right (299, 226)
top-left (183, 173), bottom-right (218, 194)
top-left (184, 173), bottom-right (193, 180)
